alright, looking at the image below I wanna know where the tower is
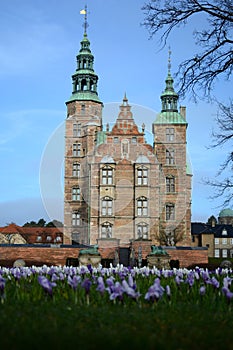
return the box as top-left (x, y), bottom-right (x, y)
top-left (152, 51), bottom-right (192, 246)
top-left (64, 9), bottom-right (103, 244)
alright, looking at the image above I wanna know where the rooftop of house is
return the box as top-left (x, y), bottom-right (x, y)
top-left (191, 222), bottom-right (233, 237)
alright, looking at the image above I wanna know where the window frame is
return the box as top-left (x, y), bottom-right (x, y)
top-left (101, 197), bottom-right (113, 216)
top-left (166, 176), bottom-right (175, 193)
top-left (72, 186), bottom-right (81, 201)
top-left (72, 162), bottom-right (80, 177)
top-left (137, 197), bottom-right (148, 216)
top-left (137, 222), bottom-right (148, 239)
top-left (101, 222), bottom-right (112, 238)
top-left (101, 166), bottom-right (113, 185)
top-left (166, 128), bottom-right (175, 142)
top-left (137, 166), bottom-right (148, 186)
top-left (165, 204), bottom-right (175, 221)
top-left (166, 149), bottom-right (175, 165)
top-left (72, 212), bottom-right (81, 226)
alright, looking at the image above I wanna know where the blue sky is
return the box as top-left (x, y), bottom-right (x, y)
top-left (0, 0), bottom-right (231, 226)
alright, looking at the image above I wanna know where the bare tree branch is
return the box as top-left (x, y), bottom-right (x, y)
top-left (142, 0), bottom-right (233, 99)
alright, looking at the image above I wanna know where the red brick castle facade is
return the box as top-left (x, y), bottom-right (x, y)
top-left (63, 26), bottom-right (192, 247)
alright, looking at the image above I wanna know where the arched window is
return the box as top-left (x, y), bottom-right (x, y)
top-left (101, 197), bottom-right (113, 216)
top-left (101, 222), bottom-right (112, 238)
top-left (102, 166), bottom-right (113, 185)
top-left (72, 162), bottom-right (80, 177)
top-left (72, 187), bottom-right (81, 201)
top-left (81, 79), bottom-right (87, 91)
top-left (137, 197), bottom-right (148, 216)
top-left (137, 166), bottom-right (148, 185)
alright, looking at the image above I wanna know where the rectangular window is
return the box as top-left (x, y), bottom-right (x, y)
top-left (132, 137), bottom-right (137, 144)
top-left (166, 177), bottom-right (175, 192)
top-left (73, 143), bottom-right (81, 156)
top-left (72, 187), bottom-right (81, 201)
top-left (166, 149), bottom-right (175, 165)
top-left (102, 167), bottom-right (113, 185)
top-left (72, 212), bottom-right (80, 226)
top-left (166, 128), bottom-right (174, 142)
top-left (166, 204), bottom-right (175, 220)
top-left (230, 238), bottom-right (233, 245)
top-left (215, 238), bottom-right (219, 245)
top-left (222, 238), bottom-right (227, 245)
top-left (222, 249), bottom-right (228, 258)
top-left (137, 224), bottom-right (148, 239)
top-left (214, 249), bottom-right (220, 258)
top-left (137, 167), bottom-right (148, 185)
top-left (72, 163), bottom-right (80, 177)
top-left (102, 198), bottom-right (113, 216)
top-left (113, 137), bottom-right (119, 143)
top-left (137, 198), bottom-right (148, 216)
top-left (101, 224), bottom-right (112, 238)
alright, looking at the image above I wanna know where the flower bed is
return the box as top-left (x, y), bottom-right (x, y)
top-left (0, 264), bottom-right (233, 306)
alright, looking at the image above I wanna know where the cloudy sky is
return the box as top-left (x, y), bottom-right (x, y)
top-left (0, 0), bottom-right (231, 226)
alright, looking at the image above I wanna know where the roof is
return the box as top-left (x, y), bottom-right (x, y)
top-left (191, 222), bottom-right (233, 237)
top-left (154, 111), bottom-right (187, 125)
top-left (219, 208), bottom-right (233, 217)
top-left (0, 225), bottom-right (63, 244)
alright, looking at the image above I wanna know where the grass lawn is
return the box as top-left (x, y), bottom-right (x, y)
top-left (1, 302), bottom-right (233, 350)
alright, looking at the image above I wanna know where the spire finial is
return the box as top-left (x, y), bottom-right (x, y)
top-left (168, 46), bottom-right (171, 73)
top-left (80, 5), bottom-right (89, 34)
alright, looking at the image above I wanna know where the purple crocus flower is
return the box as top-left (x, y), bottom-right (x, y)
top-left (222, 287), bottom-right (233, 301)
top-left (166, 285), bottom-right (171, 298)
top-left (122, 279), bottom-right (140, 299)
top-left (0, 275), bottom-right (6, 296)
top-left (81, 278), bottom-right (92, 294)
top-left (96, 276), bottom-right (105, 294)
top-left (145, 278), bottom-right (165, 302)
top-left (199, 286), bottom-right (206, 296)
top-left (108, 281), bottom-right (124, 301)
top-left (38, 275), bottom-right (56, 296)
top-left (68, 275), bottom-right (81, 290)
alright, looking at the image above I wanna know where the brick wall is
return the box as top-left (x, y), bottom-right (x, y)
top-left (0, 243), bottom-right (208, 268)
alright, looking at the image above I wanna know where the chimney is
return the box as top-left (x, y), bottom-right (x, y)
top-left (211, 218), bottom-right (216, 228)
top-left (180, 106), bottom-right (186, 120)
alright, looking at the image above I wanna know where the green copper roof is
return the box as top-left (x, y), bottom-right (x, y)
top-left (154, 111), bottom-right (187, 124)
top-left (219, 208), bottom-right (233, 217)
top-left (66, 91), bottom-right (101, 103)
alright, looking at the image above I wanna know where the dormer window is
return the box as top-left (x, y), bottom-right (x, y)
top-left (222, 228), bottom-right (227, 235)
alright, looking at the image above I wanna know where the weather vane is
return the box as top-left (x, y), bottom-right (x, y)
top-left (80, 5), bottom-right (89, 34)
top-left (168, 46), bottom-right (172, 73)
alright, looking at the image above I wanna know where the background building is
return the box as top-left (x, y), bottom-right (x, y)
top-left (64, 27), bottom-right (192, 246)
top-left (192, 208), bottom-right (233, 258)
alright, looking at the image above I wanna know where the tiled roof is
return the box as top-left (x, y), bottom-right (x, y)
top-left (0, 225), bottom-right (63, 244)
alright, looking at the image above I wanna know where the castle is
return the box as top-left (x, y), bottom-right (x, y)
top-left (63, 19), bottom-right (192, 247)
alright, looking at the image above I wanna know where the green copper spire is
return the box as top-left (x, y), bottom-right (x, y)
top-left (67, 6), bottom-right (101, 104)
top-left (160, 48), bottom-right (178, 113)
top-left (154, 48), bottom-right (187, 125)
